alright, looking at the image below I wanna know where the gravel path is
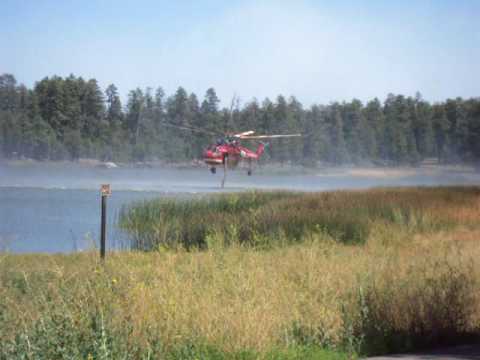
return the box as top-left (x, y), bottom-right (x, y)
top-left (368, 345), bottom-right (480, 360)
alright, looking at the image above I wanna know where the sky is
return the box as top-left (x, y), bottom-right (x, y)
top-left (1, 0), bottom-right (479, 107)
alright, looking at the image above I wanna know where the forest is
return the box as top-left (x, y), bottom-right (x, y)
top-left (1, 73), bottom-right (479, 166)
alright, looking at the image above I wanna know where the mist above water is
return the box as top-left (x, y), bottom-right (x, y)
top-left (1, 162), bottom-right (479, 192)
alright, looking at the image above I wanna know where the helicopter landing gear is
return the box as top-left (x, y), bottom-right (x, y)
top-left (247, 169), bottom-right (252, 176)
top-left (210, 167), bottom-right (216, 174)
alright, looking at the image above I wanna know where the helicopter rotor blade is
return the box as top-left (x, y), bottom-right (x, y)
top-left (233, 130), bottom-right (255, 138)
top-left (158, 121), bottom-right (221, 136)
top-left (238, 134), bottom-right (302, 140)
top-left (157, 122), bottom-right (301, 140)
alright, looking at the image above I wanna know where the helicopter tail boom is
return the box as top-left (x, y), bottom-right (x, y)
top-left (256, 142), bottom-right (266, 157)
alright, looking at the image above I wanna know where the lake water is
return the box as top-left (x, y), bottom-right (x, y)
top-left (1, 163), bottom-right (479, 253)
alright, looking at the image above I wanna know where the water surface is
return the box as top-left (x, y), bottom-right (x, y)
top-left (1, 163), bottom-right (478, 253)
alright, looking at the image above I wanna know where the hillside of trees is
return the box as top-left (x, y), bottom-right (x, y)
top-left (1, 73), bottom-right (479, 166)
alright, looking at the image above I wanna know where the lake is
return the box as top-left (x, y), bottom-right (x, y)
top-left (1, 163), bottom-right (478, 253)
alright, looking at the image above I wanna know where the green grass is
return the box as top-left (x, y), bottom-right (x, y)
top-left (2, 325), bottom-right (349, 360)
top-left (119, 187), bottom-right (479, 250)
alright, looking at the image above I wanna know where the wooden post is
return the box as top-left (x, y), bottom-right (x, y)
top-left (100, 184), bottom-right (111, 260)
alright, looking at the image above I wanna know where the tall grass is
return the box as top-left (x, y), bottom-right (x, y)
top-left (119, 187), bottom-right (480, 250)
top-left (2, 187), bottom-right (480, 358)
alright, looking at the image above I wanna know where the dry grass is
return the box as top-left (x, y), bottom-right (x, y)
top-left (1, 187), bottom-right (480, 358)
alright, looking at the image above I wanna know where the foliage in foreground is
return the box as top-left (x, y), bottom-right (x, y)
top-left (1, 187), bottom-right (480, 358)
top-left (119, 187), bottom-right (480, 250)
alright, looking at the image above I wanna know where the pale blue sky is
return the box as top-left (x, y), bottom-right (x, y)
top-left (1, 0), bottom-right (479, 106)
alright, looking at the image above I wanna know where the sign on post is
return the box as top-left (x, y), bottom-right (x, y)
top-left (101, 184), bottom-right (112, 196)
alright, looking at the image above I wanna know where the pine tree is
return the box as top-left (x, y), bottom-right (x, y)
top-left (126, 88), bottom-right (144, 145)
top-left (241, 99), bottom-right (260, 133)
top-left (105, 84), bottom-right (123, 125)
top-left (342, 99), bottom-right (367, 163)
top-left (412, 94), bottom-right (434, 160)
top-left (326, 104), bottom-right (348, 164)
top-left (365, 98), bottom-right (385, 162)
top-left (302, 105), bottom-right (328, 166)
top-left (272, 95), bottom-right (289, 164)
top-left (187, 93), bottom-right (200, 159)
top-left (63, 74), bottom-right (82, 130)
top-left (286, 96), bottom-right (303, 163)
top-left (0, 74), bottom-right (19, 111)
top-left (35, 76), bottom-right (66, 134)
top-left (432, 104), bottom-right (451, 163)
top-left (165, 87), bottom-right (191, 161)
top-left (257, 98), bottom-right (275, 162)
top-left (467, 99), bottom-right (480, 165)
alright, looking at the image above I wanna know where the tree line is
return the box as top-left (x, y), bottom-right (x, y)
top-left (1, 73), bottom-right (479, 166)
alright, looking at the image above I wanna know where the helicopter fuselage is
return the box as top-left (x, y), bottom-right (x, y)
top-left (203, 142), bottom-right (264, 169)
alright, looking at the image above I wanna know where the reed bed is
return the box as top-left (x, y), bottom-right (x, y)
top-left (1, 187), bottom-right (480, 359)
top-left (119, 187), bottom-right (480, 250)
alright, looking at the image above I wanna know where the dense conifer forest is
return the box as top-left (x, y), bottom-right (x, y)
top-left (1, 73), bottom-right (479, 166)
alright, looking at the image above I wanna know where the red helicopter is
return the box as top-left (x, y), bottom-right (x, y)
top-left (203, 130), bottom-right (301, 187)
top-left (160, 122), bottom-right (302, 187)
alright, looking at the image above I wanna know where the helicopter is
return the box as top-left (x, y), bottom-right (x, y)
top-left (160, 122), bottom-right (302, 187)
top-left (203, 130), bottom-right (301, 187)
